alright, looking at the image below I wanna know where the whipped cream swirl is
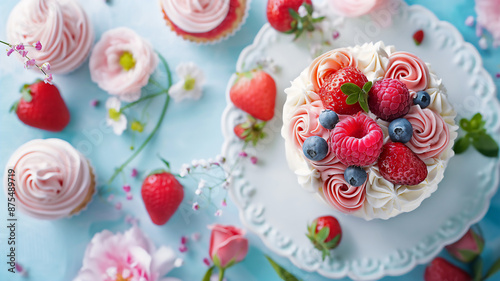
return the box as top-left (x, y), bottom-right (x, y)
top-left (160, 0), bottom-right (230, 33)
top-left (7, 0), bottom-right (94, 74)
top-left (4, 139), bottom-right (93, 220)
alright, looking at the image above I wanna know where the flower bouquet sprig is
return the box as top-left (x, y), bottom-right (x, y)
top-left (2, 39), bottom-right (52, 83)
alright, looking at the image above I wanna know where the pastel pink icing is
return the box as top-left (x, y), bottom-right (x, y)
top-left (321, 164), bottom-right (366, 213)
top-left (385, 52), bottom-right (430, 92)
top-left (6, 0), bottom-right (94, 74)
top-left (476, 0), bottom-right (500, 48)
top-left (89, 27), bottom-right (159, 102)
top-left (289, 100), bottom-right (330, 148)
top-left (160, 0), bottom-right (230, 33)
top-left (3, 139), bottom-right (93, 220)
top-left (328, 0), bottom-right (389, 17)
top-left (309, 48), bottom-right (357, 92)
top-left (405, 106), bottom-right (450, 160)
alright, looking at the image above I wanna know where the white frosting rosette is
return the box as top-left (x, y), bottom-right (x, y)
top-left (282, 42), bottom-right (457, 220)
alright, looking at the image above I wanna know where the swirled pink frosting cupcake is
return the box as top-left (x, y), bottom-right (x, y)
top-left (3, 139), bottom-right (95, 220)
top-left (328, 0), bottom-right (389, 17)
top-left (282, 42), bottom-right (457, 220)
top-left (6, 0), bottom-right (94, 74)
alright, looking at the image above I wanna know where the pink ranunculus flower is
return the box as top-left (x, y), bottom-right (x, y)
top-left (445, 227), bottom-right (485, 263)
top-left (89, 27), bottom-right (159, 102)
top-left (476, 0), bottom-right (500, 47)
top-left (74, 227), bottom-right (181, 281)
top-left (208, 224), bottom-right (249, 269)
top-left (328, 0), bottom-right (389, 17)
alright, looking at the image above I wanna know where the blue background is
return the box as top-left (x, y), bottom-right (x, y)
top-left (0, 0), bottom-right (499, 280)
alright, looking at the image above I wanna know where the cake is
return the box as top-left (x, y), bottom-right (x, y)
top-left (6, 0), bottom-right (94, 74)
top-left (3, 139), bottom-right (96, 220)
top-left (159, 0), bottom-right (249, 43)
top-left (282, 42), bottom-right (458, 220)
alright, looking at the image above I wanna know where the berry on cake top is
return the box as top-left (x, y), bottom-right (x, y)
top-left (282, 42), bottom-right (458, 220)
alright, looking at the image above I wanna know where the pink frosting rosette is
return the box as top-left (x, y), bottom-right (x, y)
top-left (289, 100), bottom-right (330, 148)
top-left (328, 0), bottom-right (389, 17)
top-left (309, 48), bottom-right (357, 92)
top-left (405, 105), bottom-right (450, 160)
top-left (6, 0), bottom-right (94, 74)
top-left (89, 27), bottom-right (158, 102)
top-left (385, 51), bottom-right (430, 92)
top-left (321, 164), bottom-right (366, 213)
top-left (476, 0), bottom-right (500, 47)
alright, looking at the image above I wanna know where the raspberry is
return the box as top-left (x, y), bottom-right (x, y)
top-left (378, 142), bottom-right (428, 185)
top-left (319, 67), bottom-right (368, 115)
top-left (332, 113), bottom-right (384, 166)
top-left (368, 78), bottom-right (411, 121)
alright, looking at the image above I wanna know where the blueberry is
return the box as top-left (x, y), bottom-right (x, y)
top-left (344, 166), bottom-right (367, 187)
top-left (414, 91), bottom-right (431, 108)
top-left (302, 136), bottom-right (329, 161)
top-left (319, 110), bottom-right (339, 130)
top-left (389, 118), bottom-right (413, 143)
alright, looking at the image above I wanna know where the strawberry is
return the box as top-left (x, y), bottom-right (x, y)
top-left (306, 216), bottom-right (342, 260)
top-left (424, 257), bottom-right (471, 281)
top-left (266, 0), bottom-right (324, 39)
top-left (141, 171), bottom-right (184, 225)
top-left (319, 67), bottom-right (370, 115)
top-left (413, 29), bottom-right (424, 46)
top-left (378, 142), bottom-right (428, 185)
top-left (230, 69), bottom-right (277, 121)
top-left (11, 80), bottom-right (70, 132)
top-left (234, 116), bottom-right (267, 146)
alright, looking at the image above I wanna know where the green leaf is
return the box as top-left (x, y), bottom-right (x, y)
top-left (473, 257), bottom-right (483, 281)
top-left (9, 101), bottom-right (19, 113)
top-left (458, 249), bottom-right (480, 263)
top-left (484, 257), bottom-right (500, 280)
top-left (358, 96), bottom-right (369, 113)
top-left (362, 81), bottom-right (373, 93)
top-left (201, 266), bottom-right (215, 281)
top-left (340, 83), bottom-right (361, 96)
top-left (309, 220), bottom-right (318, 238)
top-left (460, 118), bottom-right (472, 132)
top-left (470, 113), bottom-right (484, 130)
top-left (325, 234), bottom-right (341, 249)
top-left (472, 132), bottom-right (499, 157)
top-left (293, 28), bottom-right (304, 41)
top-left (266, 256), bottom-right (301, 281)
top-left (289, 8), bottom-right (301, 21)
top-left (312, 16), bottom-right (326, 23)
top-left (157, 154), bottom-right (171, 170)
top-left (20, 84), bottom-right (32, 102)
top-left (317, 227), bottom-right (330, 242)
top-left (303, 3), bottom-right (313, 14)
top-left (453, 137), bottom-right (470, 154)
top-left (346, 93), bottom-right (359, 105)
top-left (472, 230), bottom-right (485, 253)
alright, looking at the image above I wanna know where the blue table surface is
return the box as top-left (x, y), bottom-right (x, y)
top-left (0, 0), bottom-right (499, 280)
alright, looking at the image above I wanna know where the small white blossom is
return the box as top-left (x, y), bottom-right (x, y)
top-left (199, 159), bottom-right (209, 169)
top-left (215, 155), bottom-right (225, 164)
top-left (479, 37), bottom-right (488, 49)
top-left (106, 97), bottom-right (127, 135)
top-left (195, 189), bottom-right (202, 195)
top-left (191, 159), bottom-right (199, 167)
top-left (198, 179), bottom-right (207, 189)
top-left (298, 5), bottom-right (308, 17)
top-left (179, 164), bottom-right (190, 177)
top-left (169, 62), bottom-right (205, 102)
top-left (214, 210), bottom-right (223, 216)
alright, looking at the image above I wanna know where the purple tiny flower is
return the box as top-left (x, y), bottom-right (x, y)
top-left (24, 59), bottom-right (36, 69)
top-left (107, 194), bottom-right (115, 202)
top-left (192, 202), bottom-right (200, 211)
top-left (33, 41), bottom-right (42, 51)
top-left (42, 62), bottom-right (51, 71)
top-left (476, 25), bottom-right (483, 37)
top-left (6, 48), bottom-right (14, 56)
top-left (15, 262), bottom-right (28, 277)
top-left (15, 44), bottom-right (25, 51)
top-left (221, 199), bottom-right (227, 207)
top-left (122, 184), bottom-right (131, 193)
top-left (191, 232), bottom-right (201, 241)
top-left (496, 73), bottom-right (500, 78)
top-left (239, 151), bottom-right (248, 158)
top-left (203, 258), bottom-right (211, 266)
top-left (214, 209), bottom-right (222, 216)
top-left (250, 156), bottom-right (258, 165)
top-left (332, 30), bottom-right (340, 40)
top-left (179, 244), bottom-right (188, 253)
top-left (44, 73), bottom-right (53, 84)
top-left (90, 99), bottom-right (99, 107)
top-left (126, 193), bottom-right (133, 200)
top-left (131, 168), bottom-right (138, 177)
top-left (20, 50), bottom-right (28, 57)
top-left (115, 202), bottom-right (122, 210)
top-left (465, 16), bottom-right (475, 27)
top-left (181, 236), bottom-right (188, 245)
top-left (125, 215), bottom-right (139, 225)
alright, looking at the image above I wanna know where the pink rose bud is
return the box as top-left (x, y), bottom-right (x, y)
top-left (208, 224), bottom-right (249, 269)
top-left (445, 227), bottom-right (484, 263)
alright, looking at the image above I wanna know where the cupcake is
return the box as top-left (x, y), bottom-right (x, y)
top-left (4, 139), bottom-right (96, 220)
top-left (6, 0), bottom-right (94, 74)
top-left (159, 0), bottom-right (249, 43)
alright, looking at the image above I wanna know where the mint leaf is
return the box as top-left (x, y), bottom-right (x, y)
top-left (202, 266), bottom-right (215, 281)
top-left (453, 137), bottom-right (470, 154)
top-left (460, 118), bottom-right (472, 132)
top-left (341, 83), bottom-right (361, 96)
top-left (266, 256), bottom-right (301, 281)
top-left (472, 132), bottom-right (499, 157)
top-left (473, 257), bottom-right (483, 281)
top-left (358, 96), bottom-right (369, 113)
top-left (484, 257), bottom-right (500, 280)
top-left (470, 113), bottom-right (484, 131)
top-left (362, 81), bottom-right (373, 93)
top-left (346, 93), bottom-right (359, 105)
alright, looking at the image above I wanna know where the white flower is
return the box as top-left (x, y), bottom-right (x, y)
top-left (169, 62), bottom-right (205, 102)
top-left (191, 159), bottom-right (200, 167)
top-left (214, 210), bottom-right (223, 216)
top-left (198, 179), bottom-right (207, 189)
top-left (198, 159), bottom-right (209, 169)
top-left (195, 188), bottom-right (202, 195)
top-left (179, 164), bottom-right (190, 177)
top-left (105, 97), bottom-right (127, 135)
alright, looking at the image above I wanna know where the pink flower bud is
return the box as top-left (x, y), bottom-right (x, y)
top-left (203, 258), bottom-right (211, 266)
top-left (445, 227), bottom-right (484, 263)
top-left (465, 16), bottom-right (475, 27)
top-left (44, 73), bottom-right (53, 84)
top-left (192, 202), bottom-right (200, 211)
top-left (221, 199), bottom-right (227, 207)
top-left (24, 59), bottom-right (36, 69)
top-left (496, 73), bottom-right (500, 78)
top-left (208, 224), bottom-right (249, 269)
top-left (179, 244), bottom-right (188, 253)
top-left (239, 151), bottom-right (248, 158)
top-left (131, 168), bottom-right (138, 177)
top-left (90, 99), bottom-right (99, 107)
top-left (33, 41), bottom-right (42, 51)
top-left (42, 62), bottom-right (51, 71)
top-left (15, 44), bottom-right (25, 51)
top-left (115, 202), bottom-right (122, 210)
top-left (126, 193), bottom-right (133, 200)
top-left (181, 236), bottom-right (188, 245)
top-left (122, 185), bottom-right (131, 192)
top-left (332, 31), bottom-right (340, 40)
top-left (250, 156), bottom-right (258, 165)
top-left (20, 50), bottom-right (28, 57)
top-left (6, 48), bottom-right (14, 56)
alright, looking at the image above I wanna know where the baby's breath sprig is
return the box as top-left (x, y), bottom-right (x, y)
top-left (1, 40), bottom-right (52, 84)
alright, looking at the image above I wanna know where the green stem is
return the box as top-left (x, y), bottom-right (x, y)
top-left (218, 267), bottom-right (225, 281)
top-left (0, 40), bottom-right (11, 46)
top-left (120, 90), bottom-right (167, 111)
top-left (107, 53), bottom-right (172, 185)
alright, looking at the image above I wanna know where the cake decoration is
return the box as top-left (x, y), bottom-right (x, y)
top-left (306, 215), bottom-right (342, 260)
top-left (266, 0), bottom-right (325, 39)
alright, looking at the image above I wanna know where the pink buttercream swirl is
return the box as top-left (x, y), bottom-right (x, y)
top-left (385, 52), bottom-right (430, 92)
top-left (289, 100), bottom-right (330, 148)
top-left (321, 164), bottom-right (366, 213)
top-left (7, 0), bottom-right (94, 74)
top-left (405, 105), bottom-right (450, 160)
top-left (309, 48), bottom-right (357, 92)
top-left (328, 0), bottom-right (389, 17)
